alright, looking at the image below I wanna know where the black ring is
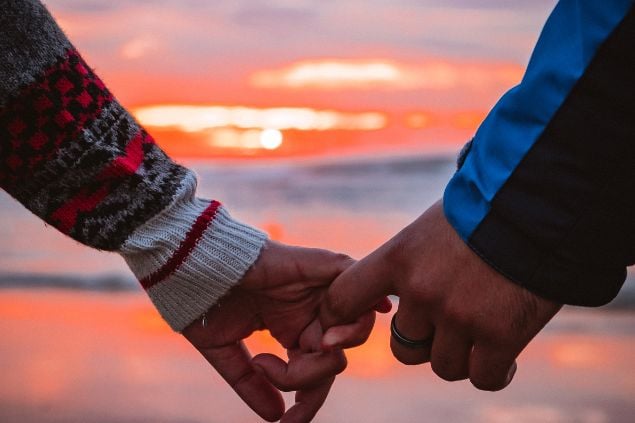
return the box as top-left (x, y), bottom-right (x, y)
top-left (390, 314), bottom-right (433, 349)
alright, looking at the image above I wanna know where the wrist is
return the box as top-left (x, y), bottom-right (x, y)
top-left (119, 180), bottom-right (267, 331)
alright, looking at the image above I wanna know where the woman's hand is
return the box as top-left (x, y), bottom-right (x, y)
top-left (182, 241), bottom-right (387, 422)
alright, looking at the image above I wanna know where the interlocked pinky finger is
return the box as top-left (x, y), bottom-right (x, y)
top-left (252, 349), bottom-right (346, 392)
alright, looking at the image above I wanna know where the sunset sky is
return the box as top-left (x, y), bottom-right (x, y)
top-left (46, 0), bottom-right (557, 158)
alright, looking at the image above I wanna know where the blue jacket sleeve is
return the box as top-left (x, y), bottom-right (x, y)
top-left (443, 0), bottom-right (635, 306)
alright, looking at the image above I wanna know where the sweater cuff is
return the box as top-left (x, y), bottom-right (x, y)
top-left (119, 180), bottom-right (267, 331)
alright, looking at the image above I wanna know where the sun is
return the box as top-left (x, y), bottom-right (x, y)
top-left (259, 128), bottom-right (283, 150)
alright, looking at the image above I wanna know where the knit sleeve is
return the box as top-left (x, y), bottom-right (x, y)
top-left (0, 0), bottom-right (268, 331)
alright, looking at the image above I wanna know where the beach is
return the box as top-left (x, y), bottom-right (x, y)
top-left (0, 289), bottom-right (634, 423)
top-left (1, 157), bottom-right (634, 422)
top-left (3, 1), bottom-right (634, 421)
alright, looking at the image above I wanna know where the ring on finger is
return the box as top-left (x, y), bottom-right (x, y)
top-left (390, 314), bottom-right (433, 349)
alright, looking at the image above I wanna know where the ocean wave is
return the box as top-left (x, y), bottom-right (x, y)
top-left (0, 273), bottom-right (138, 292)
top-left (0, 271), bottom-right (633, 311)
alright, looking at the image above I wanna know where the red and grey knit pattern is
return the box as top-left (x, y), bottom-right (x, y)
top-left (0, 48), bottom-right (190, 250)
top-left (120, 176), bottom-right (267, 331)
top-left (0, 1), bottom-right (267, 331)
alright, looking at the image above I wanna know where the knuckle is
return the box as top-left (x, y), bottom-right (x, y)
top-left (395, 354), bottom-right (427, 366)
top-left (383, 238), bottom-right (418, 283)
top-left (470, 369), bottom-right (507, 392)
top-left (334, 354), bottom-right (348, 374)
top-left (334, 252), bottom-right (354, 264)
top-left (273, 376), bottom-right (296, 392)
top-left (469, 373), bottom-right (507, 392)
top-left (277, 382), bottom-right (295, 393)
top-left (384, 237), bottom-right (409, 266)
top-left (324, 292), bottom-right (345, 319)
top-left (474, 320), bottom-right (507, 345)
top-left (335, 255), bottom-right (356, 274)
top-left (442, 305), bottom-right (472, 329)
top-left (431, 358), bottom-right (466, 382)
top-left (391, 343), bottom-right (429, 366)
top-left (347, 331), bottom-right (370, 348)
top-left (401, 279), bottom-right (434, 305)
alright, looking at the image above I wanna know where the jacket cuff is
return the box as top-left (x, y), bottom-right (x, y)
top-left (443, 180), bottom-right (626, 307)
top-left (119, 178), bottom-right (267, 331)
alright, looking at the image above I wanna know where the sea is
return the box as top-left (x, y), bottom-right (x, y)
top-left (1, 153), bottom-right (633, 309)
top-left (2, 153), bottom-right (635, 423)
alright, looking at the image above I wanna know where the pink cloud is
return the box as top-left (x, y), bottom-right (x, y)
top-left (250, 59), bottom-right (523, 91)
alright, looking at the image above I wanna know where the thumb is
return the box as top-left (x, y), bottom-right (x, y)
top-left (320, 248), bottom-right (394, 329)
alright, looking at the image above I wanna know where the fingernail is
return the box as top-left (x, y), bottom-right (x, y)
top-left (505, 363), bottom-right (518, 385)
top-left (321, 333), bottom-right (340, 351)
top-left (375, 297), bottom-right (393, 313)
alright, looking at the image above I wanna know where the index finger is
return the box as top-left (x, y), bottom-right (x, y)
top-left (198, 341), bottom-right (285, 422)
top-left (320, 248), bottom-right (395, 328)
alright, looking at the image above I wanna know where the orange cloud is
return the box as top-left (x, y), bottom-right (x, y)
top-left (250, 59), bottom-right (523, 91)
top-left (206, 128), bottom-right (283, 151)
top-left (133, 104), bottom-right (387, 132)
top-left (133, 104), bottom-right (389, 155)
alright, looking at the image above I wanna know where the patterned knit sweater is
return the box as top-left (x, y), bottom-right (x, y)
top-left (0, 0), bottom-right (268, 331)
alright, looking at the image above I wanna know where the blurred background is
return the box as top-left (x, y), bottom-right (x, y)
top-left (1, 1), bottom-right (634, 422)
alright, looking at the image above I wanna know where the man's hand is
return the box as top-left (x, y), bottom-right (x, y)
top-left (320, 201), bottom-right (561, 391)
top-left (182, 241), bottom-right (382, 423)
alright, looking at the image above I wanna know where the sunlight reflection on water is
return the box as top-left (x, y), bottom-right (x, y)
top-left (1, 157), bottom-right (634, 422)
top-left (0, 291), bottom-right (634, 423)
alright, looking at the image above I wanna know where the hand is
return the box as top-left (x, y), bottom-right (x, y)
top-left (320, 200), bottom-right (562, 391)
top-left (182, 240), bottom-right (383, 422)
